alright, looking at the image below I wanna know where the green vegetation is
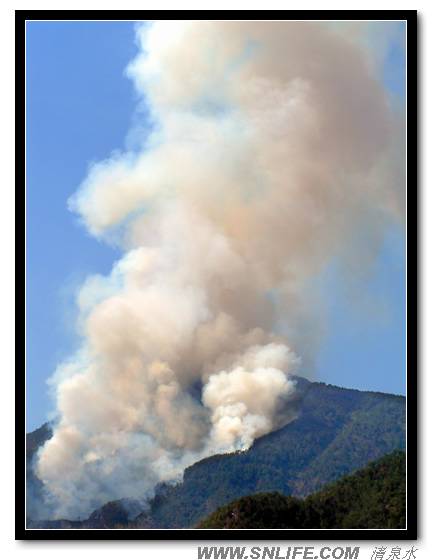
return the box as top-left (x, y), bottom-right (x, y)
top-left (134, 380), bottom-right (405, 528)
top-left (197, 450), bottom-right (406, 529)
top-left (27, 379), bottom-right (406, 529)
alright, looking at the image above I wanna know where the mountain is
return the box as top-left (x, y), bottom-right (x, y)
top-left (26, 422), bottom-right (52, 520)
top-left (26, 422), bottom-right (52, 459)
top-left (197, 450), bottom-right (406, 529)
top-left (26, 377), bottom-right (405, 528)
top-left (131, 379), bottom-right (405, 528)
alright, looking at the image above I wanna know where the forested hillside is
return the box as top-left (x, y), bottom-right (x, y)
top-left (198, 450), bottom-right (406, 529)
top-left (27, 378), bottom-right (405, 528)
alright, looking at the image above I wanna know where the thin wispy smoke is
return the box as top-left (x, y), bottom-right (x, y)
top-left (35, 21), bottom-right (405, 519)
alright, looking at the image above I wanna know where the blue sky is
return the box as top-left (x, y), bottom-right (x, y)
top-left (26, 21), bottom-right (406, 431)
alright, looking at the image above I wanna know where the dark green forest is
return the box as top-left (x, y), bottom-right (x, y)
top-left (27, 378), bottom-right (406, 529)
top-left (198, 450), bottom-right (406, 529)
top-left (131, 379), bottom-right (405, 528)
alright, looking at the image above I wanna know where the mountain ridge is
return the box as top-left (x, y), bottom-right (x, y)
top-left (26, 377), bottom-right (405, 528)
top-left (197, 450), bottom-right (406, 529)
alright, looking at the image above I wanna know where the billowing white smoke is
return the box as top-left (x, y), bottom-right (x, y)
top-left (35, 21), bottom-right (405, 518)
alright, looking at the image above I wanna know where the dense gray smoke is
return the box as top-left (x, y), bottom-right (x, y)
top-left (34, 21), bottom-right (405, 519)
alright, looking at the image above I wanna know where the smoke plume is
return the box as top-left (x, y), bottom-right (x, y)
top-left (35, 21), bottom-right (405, 519)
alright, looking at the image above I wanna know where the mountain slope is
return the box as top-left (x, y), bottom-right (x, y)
top-left (26, 423), bottom-right (52, 520)
top-left (133, 379), bottom-right (405, 528)
top-left (27, 378), bottom-right (405, 528)
top-left (197, 450), bottom-right (406, 529)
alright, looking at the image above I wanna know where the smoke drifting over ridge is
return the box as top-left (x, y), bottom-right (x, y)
top-left (35, 21), bottom-right (405, 518)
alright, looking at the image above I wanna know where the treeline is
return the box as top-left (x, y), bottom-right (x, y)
top-left (197, 450), bottom-right (406, 529)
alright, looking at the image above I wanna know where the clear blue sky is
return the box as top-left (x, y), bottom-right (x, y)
top-left (25, 21), bottom-right (406, 431)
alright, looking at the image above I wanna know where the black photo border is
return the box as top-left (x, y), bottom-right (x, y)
top-left (16, 9), bottom-right (418, 541)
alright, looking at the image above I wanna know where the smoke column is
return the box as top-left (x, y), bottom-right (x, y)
top-left (35, 21), bottom-right (405, 518)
